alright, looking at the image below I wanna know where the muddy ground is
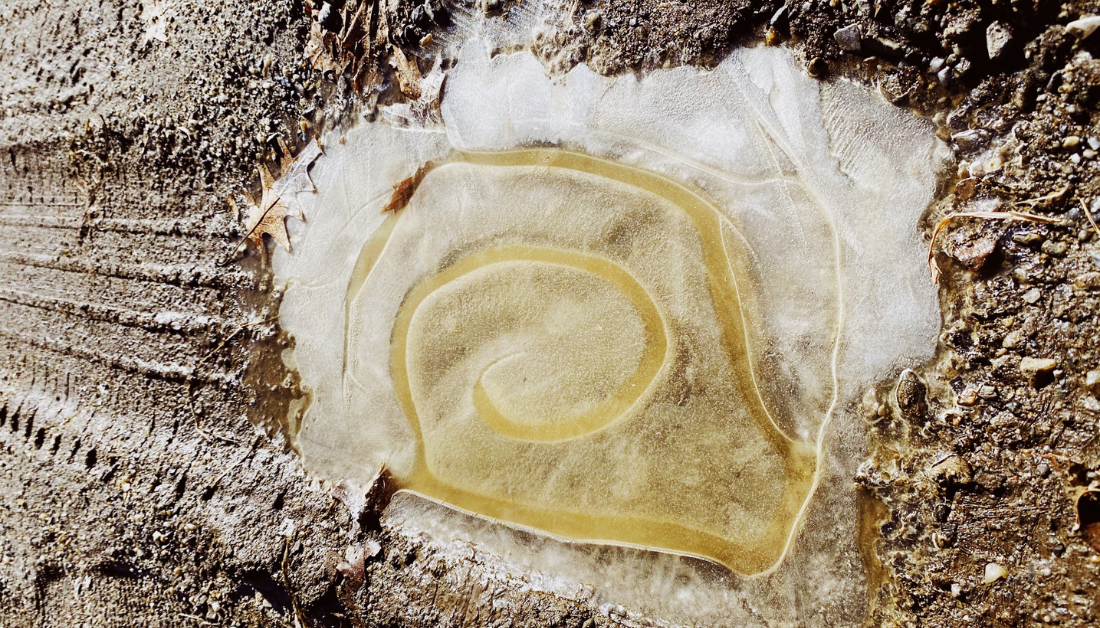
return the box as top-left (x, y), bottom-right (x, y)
top-left (1, 0), bottom-right (1099, 626)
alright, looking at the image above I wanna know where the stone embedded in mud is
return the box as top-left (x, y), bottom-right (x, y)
top-left (1020, 356), bottom-right (1057, 376)
top-left (895, 369), bottom-right (929, 423)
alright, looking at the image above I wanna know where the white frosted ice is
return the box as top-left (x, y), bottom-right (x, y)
top-left (273, 42), bottom-right (944, 627)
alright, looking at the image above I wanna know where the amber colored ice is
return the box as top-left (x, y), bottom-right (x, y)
top-left (275, 44), bottom-right (942, 622)
top-left (344, 150), bottom-right (816, 573)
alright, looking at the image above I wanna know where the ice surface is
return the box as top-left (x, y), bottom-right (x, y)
top-left (273, 43), bottom-right (943, 626)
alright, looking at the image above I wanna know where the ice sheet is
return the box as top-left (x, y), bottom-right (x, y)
top-left (273, 43), bottom-right (943, 626)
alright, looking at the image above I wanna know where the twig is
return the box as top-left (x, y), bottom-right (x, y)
top-left (187, 327), bottom-right (244, 446)
top-left (185, 316), bottom-right (276, 446)
top-left (1083, 200), bottom-right (1100, 242)
top-left (178, 613), bottom-right (215, 625)
top-left (282, 534), bottom-right (306, 628)
top-left (207, 435), bottom-right (262, 493)
top-left (1014, 185), bottom-right (1069, 208)
top-left (928, 210), bottom-right (1061, 284)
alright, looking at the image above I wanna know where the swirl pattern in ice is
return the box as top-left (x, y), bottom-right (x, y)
top-left (343, 149), bottom-right (815, 574)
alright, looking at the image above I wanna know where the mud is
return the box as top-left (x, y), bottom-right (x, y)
top-left (1, 0), bottom-right (1099, 626)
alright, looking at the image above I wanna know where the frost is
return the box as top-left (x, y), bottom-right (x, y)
top-left (273, 43), bottom-right (943, 626)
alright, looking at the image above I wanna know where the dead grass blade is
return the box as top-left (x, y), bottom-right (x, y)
top-left (928, 210), bottom-right (1060, 284)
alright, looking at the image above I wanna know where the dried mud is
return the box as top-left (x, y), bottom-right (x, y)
top-left (2, 0), bottom-right (1099, 626)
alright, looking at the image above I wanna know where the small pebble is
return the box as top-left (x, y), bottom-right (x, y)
top-left (1041, 240), bottom-right (1068, 256)
top-left (1084, 370), bottom-right (1100, 393)
top-left (1074, 272), bottom-right (1100, 291)
top-left (1013, 231), bottom-right (1043, 246)
top-left (1020, 356), bottom-right (1057, 376)
top-left (1063, 136), bottom-right (1081, 149)
top-left (1002, 330), bottom-right (1024, 349)
top-left (984, 562), bottom-right (1006, 584)
top-left (1022, 288), bottom-right (1042, 304)
top-left (834, 24), bottom-right (862, 52)
top-left (986, 22), bottom-right (1013, 60)
top-left (807, 57), bottom-right (828, 78)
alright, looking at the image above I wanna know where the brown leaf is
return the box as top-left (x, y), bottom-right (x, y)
top-left (382, 161), bottom-right (436, 213)
top-left (341, 1), bottom-right (370, 52)
top-left (234, 141), bottom-right (323, 254)
top-left (391, 46), bottom-right (423, 100)
top-left (306, 20), bottom-right (346, 73)
top-left (380, 56), bottom-right (445, 126)
top-left (272, 139), bottom-right (323, 217)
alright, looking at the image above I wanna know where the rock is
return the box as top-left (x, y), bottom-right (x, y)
top-left (952, 129), bottom-right (989, 152)
top-left (865, 35), bottom-right (904, 57)
top-left (930, 454), bottom-right (972, 487)
top-left (1041, 240), bottom-right (1068, 256)
top-left (954, 57), bottom-right (973, 80)
top-left (1075, 271), bottom-right (1100, 290)
top-left (807, 57), bottom-right (827, 78)
top-left (1067, 15), bottom-right (1100, 40)
top-left (1085, 370), bottom-right (1100, 393)
top-left (582, 10), bottom-right (601, 35)
top-left (986, 21), bottom-right (1014, 60)
top-left (834, 24), bottom-right (862, 52)
top-left (1020, 357), bottom-right (1057, 376)
top-left (1022, 288), bottom-right (1042, 304)
top-left (480, 0), bottom-right (504, 13)
top-left (1002, 330), bottom-right (1025, 349)
top-left (1063, 135), bottom-right (1081, 149)
top-left (984, 562), bottom-right (1007, 584)
top-left (879, 70), bottom-right (917, 104)
top-left (410, 5), bottom-right (430, 29)
top-left (957, 388), bottom-right (979, 406)
top-left (949, 231), bottom-right (998, 270)
top-left (937, 66), bottom-right (954, 88)
top-left (944, 10), bottom-right (982, 41)
top-left (895, 369), bottom-right (928, 422)
top-left (769, 5), bottom-right (788, 28)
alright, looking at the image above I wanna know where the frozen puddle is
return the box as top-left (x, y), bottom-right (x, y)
top-left (275, 43), bottom-right (943, 625)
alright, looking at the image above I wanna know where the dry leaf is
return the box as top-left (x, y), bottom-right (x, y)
top-left (233, 141), bottom-right (323, 254)
top-left (382, 161), bottom-right (436, 213)
top-left (340, 1), bottom-right (370, 52)
top-left (306, 20), bottom-right (347, 73)
top-left (392, 46), bottom-right (423, 100)
top-left (273, 139), bottom-right (323, 217)
top-left (381, 56), bottom-right (445, 126)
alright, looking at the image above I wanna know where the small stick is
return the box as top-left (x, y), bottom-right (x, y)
top-left (1082, 200), bottom-right (1100, 241)
top-left (1014, 185), bottom-right (1069, 208)
top-left (282, 534), bottom-right (306, 628)
top-left (928, 210), bottom-right (1060, 284)
top-left (186, 316), bottom-right (275, 446)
